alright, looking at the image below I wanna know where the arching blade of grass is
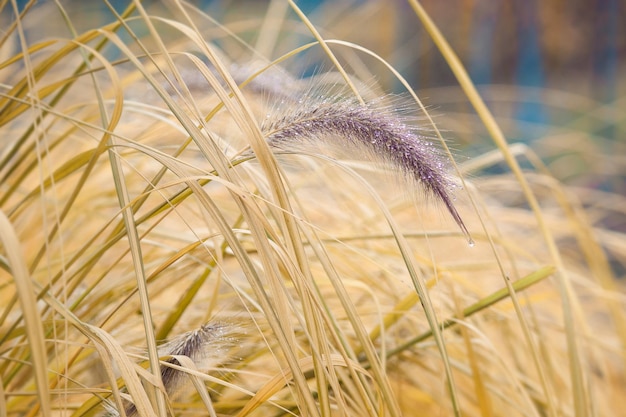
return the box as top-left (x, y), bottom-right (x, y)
top-left (35, 287), bottom-right (157, 417)
top-left (385, 265), bottom-right (556, 359)
top-left (408, 1), bottom-right (588, 416)
top-left (236, 355), bottom-right (370, 417)
top-left (0, 212), bottom-right (51, 417)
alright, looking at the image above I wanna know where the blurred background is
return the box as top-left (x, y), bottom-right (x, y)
top-left (5, 0), bottom-right (625, 228)
top-left (287, 0), bottom-right (625, 198)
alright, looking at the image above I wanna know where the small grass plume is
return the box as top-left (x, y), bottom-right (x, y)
top-left (102, 321), bottom-right (242, 417)
top-left (0, 1), bottom-right (624, 417)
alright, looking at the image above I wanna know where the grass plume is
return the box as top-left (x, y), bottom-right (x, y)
top-left (113, 321), bottom-right (241, 417)
top-left (262, 87), bottom-right (471, 240)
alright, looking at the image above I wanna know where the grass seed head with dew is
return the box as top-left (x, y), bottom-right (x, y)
top-left (258, 76), bottom-right (470, 240)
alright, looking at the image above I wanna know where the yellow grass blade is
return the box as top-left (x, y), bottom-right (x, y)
top-left (0, 211), bottom-right (51, 416)
top-left (407, 2), bottom-right (588, 415)
top-left (236, 355), bottom-right (370, 417)
top-left (386, 265), bottom-right (556, 357)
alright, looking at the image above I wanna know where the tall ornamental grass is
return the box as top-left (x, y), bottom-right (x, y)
top-left (1, 1), bottom-right (624, 416)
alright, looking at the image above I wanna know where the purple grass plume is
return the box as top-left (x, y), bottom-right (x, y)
top-left (261, 87), bottom-right (471, 240)
top-left (107, 321), bottom-right (240, 417)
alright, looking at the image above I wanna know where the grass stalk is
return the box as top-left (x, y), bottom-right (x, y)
top-left (407, 1), bottom-right (587, 415)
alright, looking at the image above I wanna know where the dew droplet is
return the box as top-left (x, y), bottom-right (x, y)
top-left (468, 238), bottom-right (475, 248)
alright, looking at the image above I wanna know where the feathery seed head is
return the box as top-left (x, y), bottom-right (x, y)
top-left (118, 321), bottom-right (242, 417)
top-left (260, 85), bottom-right (470, 239)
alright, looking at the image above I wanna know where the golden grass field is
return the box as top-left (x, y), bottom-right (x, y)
top-left (1, 1), bottom-right (624, 416)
